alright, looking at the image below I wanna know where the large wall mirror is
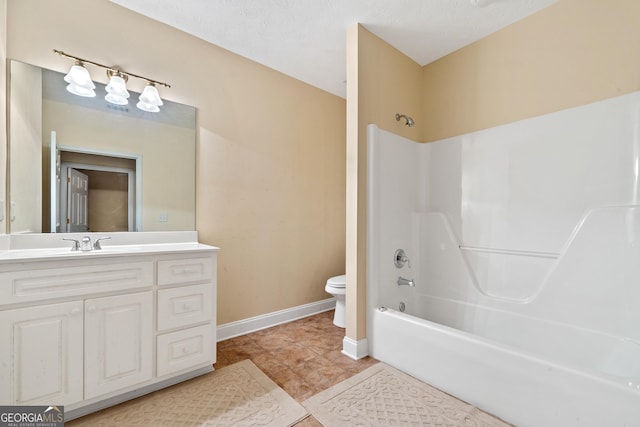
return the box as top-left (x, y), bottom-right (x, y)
top-left (8, 60), bottom-right (196, 234)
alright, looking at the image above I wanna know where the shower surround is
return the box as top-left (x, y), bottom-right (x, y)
top-left (366, 91), bottom-right (640, 426)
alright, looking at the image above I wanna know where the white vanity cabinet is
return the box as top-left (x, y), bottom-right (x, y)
top-left (156, 257), bottom-right (215, 377)
top-left (0, 291), bottom-right (154, 405)
top-left (84, 291), bottom-right (154, 399)
top-left (0, 239), bottom-right (218, 420)
top-left (0, 301), bottom-right (84, 405)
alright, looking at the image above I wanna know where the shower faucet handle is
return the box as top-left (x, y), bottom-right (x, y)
top-left (394, 249), bottom-right (411, 268)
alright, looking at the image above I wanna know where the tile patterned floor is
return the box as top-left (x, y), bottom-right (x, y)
top-left (66, 309), bottom-right (514, 426)
top-left (215, 310), bottom-right (379, 426)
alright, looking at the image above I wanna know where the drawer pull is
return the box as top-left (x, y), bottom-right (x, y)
top-left (86, 305), bottom-right (97, 313)
top-left (157, 284), bottom-right (212, 331)
top-left (174, 266), bottom-right (200, 275)
top-left (70, 307), bottom-right (81, 316)
top-left (158, 258), bottom-right (212, 286)
top-left (182, 347), bottom-right (190, 354)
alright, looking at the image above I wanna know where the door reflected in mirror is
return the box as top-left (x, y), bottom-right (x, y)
top-left (8, 60), bottom-right (196, 233)
top-left (56, 148), bottom-right (137, 233)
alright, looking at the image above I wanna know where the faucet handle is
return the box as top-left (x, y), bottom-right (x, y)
top-left (93, 236), bottom-right (112, 250)
top-left (62, 238), bottom-right (81, 251)
top-left (394, 249), bottom-right (411, 268)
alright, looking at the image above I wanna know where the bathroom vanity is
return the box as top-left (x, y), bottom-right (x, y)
top-left (0, 232), bottom-right (218, 420)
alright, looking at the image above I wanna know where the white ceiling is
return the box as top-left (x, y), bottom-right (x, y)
top-left (110, 0), bottom-right (559, 98)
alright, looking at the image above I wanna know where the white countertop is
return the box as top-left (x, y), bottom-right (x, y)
top-left (0, 232), bottom-right (219, 262)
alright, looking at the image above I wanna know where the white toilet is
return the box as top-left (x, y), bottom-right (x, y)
top-left (325, 274), bottom-right (346, 328)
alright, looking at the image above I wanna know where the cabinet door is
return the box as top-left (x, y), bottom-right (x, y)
top-left (0, 301), bottom-right (83, 405)
top-left (84, 291), bottom-right (153, 399)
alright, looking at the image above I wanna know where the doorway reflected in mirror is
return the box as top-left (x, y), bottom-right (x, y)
top-left (53, 150), bottom-right (137, 233)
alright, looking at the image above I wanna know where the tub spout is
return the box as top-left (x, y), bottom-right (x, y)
top-left (397, 276), bottom-right (415, 287)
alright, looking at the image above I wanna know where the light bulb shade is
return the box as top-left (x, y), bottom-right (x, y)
top-left (136, 100), bottom-right (160, 113)
top-left (66, 83), bottom-right (96, 98)
top-left (105, 75), bottom-right (130, 99)
top-left (139, 84), bottom-right (163, 106)
top-left (63, 64), bottom-right (95, 89)
top-left (105, 92), bottom-right (129, 105)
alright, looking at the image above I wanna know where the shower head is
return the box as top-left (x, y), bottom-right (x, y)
top-left (395, 113), bottom-right (415, 127)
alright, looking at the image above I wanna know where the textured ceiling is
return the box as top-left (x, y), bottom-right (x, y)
top-left (110, 0), bottom-right (559, 98)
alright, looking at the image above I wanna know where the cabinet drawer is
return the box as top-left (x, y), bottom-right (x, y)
top-left (157, 284), bottom-right (213, 331)
top-left (0, 262), bottom-right (153, 305)
top-left (157, 324), bottom-right (214, 376)
top-left (157, 258), bottom-right (213, 286)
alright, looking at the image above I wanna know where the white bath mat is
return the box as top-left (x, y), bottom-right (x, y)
top-left (303, 362), bottom-right (510, 426)
top-left (67, 359), bottom-right (309, 427)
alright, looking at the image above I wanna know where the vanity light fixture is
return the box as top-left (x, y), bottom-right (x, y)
top-left (63, 61), bottom-right (96, 97)
top-left (136, 83), bottom-right (163, 113)
top-left (105, 69), bottom-right (130, 105)
top-left (54, 49), bottom-right (170, 112)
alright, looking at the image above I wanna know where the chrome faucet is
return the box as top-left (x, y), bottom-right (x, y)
top-left (93, 237), bottom-right (111, 250)
top-left (80, 236), bottom-right (92, 251)
top-left (397, 276), bottom-right (415, 287)
top-left (62, 237), bottom-right (81, 251)
top-left (62, 236), bottom-right (112, 251)
top-left (62, 236), bottom-right (93, 251)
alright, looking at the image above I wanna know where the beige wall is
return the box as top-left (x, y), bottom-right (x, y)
top-left (6, 0), bottom-right (346, 324)
top-left (346, 25), bottom-right (423, 340)
top-left (423, 0), bottom-right (640, 141)
top-left (84, 170), bottom-right (129, 232)
top-left (0, 0), bottom-right (5, 234)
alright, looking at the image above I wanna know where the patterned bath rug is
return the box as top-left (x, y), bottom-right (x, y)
top-left (67, 359), bottom-right (309, 427)
top-left (303, 362), bottom-right (510, 427)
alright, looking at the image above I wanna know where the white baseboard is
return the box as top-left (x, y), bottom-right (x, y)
top-left (342, 336), bottom-right (369, 360)
top-left (217, 298), bottom-right (336, 341)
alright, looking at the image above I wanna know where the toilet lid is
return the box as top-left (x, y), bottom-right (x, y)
top-left (327, 274), bottom-right (346, 288)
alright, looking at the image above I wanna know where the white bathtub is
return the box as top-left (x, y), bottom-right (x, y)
top-left (369, 307), bottom-right (639, 426)
top-left (367, 206), bottom-right (640, 426)
top-left (366, 93), bottom-right (640, 426)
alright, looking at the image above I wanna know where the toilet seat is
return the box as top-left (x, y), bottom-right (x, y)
top-left (326, 274), bottom-right (346, 288)
top-left (325, 284), bottom-right (346, 295)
